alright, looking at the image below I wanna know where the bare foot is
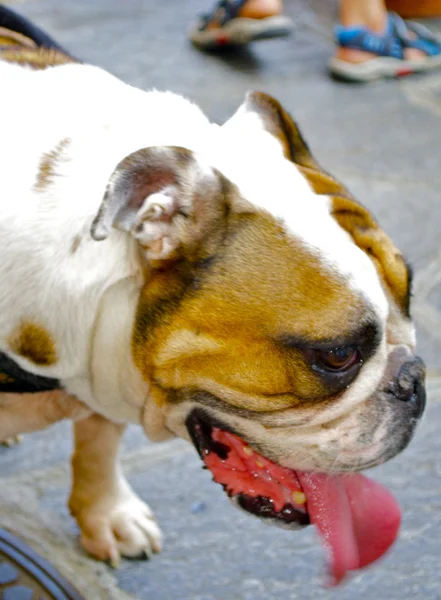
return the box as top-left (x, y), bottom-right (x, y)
top-left (205, 0), bottom-right (284, 30)
top-left (238, 0), bottom-right (284, 20)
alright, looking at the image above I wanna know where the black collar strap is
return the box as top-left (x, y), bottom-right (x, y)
top-left (0, 352), bottom-right (62, 393)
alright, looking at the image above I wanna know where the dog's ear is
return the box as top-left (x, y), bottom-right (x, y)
top-left (235, 91), bottom-right (351, 197)
top-left (91, 146), bottom-right (230, 263)
top-left (242, 91), bottom-right (320, 169)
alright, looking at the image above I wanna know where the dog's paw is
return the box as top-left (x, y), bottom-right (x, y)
top-left (70, 489), bottom-right (163, 567)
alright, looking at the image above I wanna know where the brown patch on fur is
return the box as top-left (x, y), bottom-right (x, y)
top-left (246, 91), bottom-right (320, 169)
top-left (0, 46), bottom-right (74, 69)
top-left (0, 20), bottom-right (75, 70)
top-left (297, 165), bottom-right (351, 197)
top-left (34, 138), bottom-right (71, 192)
top-left (133, 211), bottom-right (362, 412)
top-left (9, 322), bottom-right (57, 366)
top-left (0, 27), bottom-right (37, 48)
top-left (331, 196), bottom-right (410, 314)
top-left (297, 161), bottom-right (410, 315)
top-left (253, 92), bottom-right (411, 316)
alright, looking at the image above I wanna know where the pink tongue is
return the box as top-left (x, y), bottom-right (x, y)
top-left (297, 472), bottom-right (401, 585)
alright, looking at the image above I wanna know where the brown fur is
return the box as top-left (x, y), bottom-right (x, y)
top-left (9, 322), bottom-right (57, 366)
top-left (133, 211), bottom-right (363, 412)
top-left (34, 137), bottom-right (71, 192)
top-left (0, 27), bottom-right (37, 48)
top-left (297, 168), bottom-right (411, 315)
top-left (297, 165), bottom-right (350, 197)
top-left (68, 414), bottom-right (127, 561)
top-left (246, 92), bottom-right (321, 170)
top-left (249, 93), bottom-right (411, 316)
top-left (330, 196), bottom-right (411, 314)
top-left (0, 23), bottom-right (75, 70)
top-left (0, 45), bottom-right (74, 69)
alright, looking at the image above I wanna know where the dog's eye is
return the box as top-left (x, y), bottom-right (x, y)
top-left (311, 347), bottom-right (360, 373)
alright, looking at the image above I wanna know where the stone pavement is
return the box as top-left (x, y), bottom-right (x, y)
top-left (2, 0), bottom-right (441, 598)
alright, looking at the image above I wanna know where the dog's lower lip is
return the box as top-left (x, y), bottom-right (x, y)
top-left (237, 494), bottom-right (310, 525)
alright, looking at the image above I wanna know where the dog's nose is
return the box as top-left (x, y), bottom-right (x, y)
top-left (393, 357), bottom-right (426, 417)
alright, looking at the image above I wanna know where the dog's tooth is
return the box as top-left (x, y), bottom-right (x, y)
top-left (292, 491), bottom-right (306, 505)
top-left (255, 460), bottom-right (265, 468)
top-left (243, 446), bottom-right (253, 456)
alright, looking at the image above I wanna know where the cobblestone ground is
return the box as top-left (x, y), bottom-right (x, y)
top-left (2, 0), bottom-right (441, 598)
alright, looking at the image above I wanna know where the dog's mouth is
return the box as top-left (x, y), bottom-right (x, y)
top-left (186, 409), bottom-right (401, 585)
top-left (186, 409), bottom-right (310, 526)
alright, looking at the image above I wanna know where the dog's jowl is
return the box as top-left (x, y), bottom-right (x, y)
top-left (0, 6), bottom-right (426, 585)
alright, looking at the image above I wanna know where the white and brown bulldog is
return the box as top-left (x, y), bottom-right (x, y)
top-left (0, 6), bottom-right (426, 584)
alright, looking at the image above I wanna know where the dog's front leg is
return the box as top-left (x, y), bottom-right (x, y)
top-left (69, 413), bottom-right (162, 567)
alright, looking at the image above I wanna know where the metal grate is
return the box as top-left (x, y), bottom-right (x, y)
top-left (0, 529), bottom-right (84, 600)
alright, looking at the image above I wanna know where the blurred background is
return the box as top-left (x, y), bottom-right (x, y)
top-left (1, 0), bottom-right (441, 598)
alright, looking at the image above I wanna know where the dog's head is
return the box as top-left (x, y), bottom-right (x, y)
top-left (91, 91), bottom-right (425, 537)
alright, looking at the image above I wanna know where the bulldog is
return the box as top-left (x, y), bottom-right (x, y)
top-left (0, 5), bottom-right (426, 584)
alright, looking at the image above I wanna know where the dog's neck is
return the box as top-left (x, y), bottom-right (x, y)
top-left (0, 60), bottom-right (213, 420)
top-left (65, 275), bottom-right (149, 423)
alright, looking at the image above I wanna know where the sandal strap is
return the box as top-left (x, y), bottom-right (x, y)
top-left (335, 12), bottom-right (441, 60)
top-left (335, 15), bottom-right (404, 59)
top-left (198, 0), bottom-right (248, 30)
top-left (390, 13), bottom-right (441, 57)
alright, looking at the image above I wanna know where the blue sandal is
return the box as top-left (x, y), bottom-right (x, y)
top-left (329, 12), bottom-right (441, 81)
top-left (189, 0), bottom-right (293, 50)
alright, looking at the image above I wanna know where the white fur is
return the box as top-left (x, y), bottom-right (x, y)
top-left (0, 61), bottom-right (214, 417)
top-left (210, 103), bottom-right (389, 322)
top-left (0, 59), bottom-right (387, 422)
top-left (73, 467), bottom-right (163, 564)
